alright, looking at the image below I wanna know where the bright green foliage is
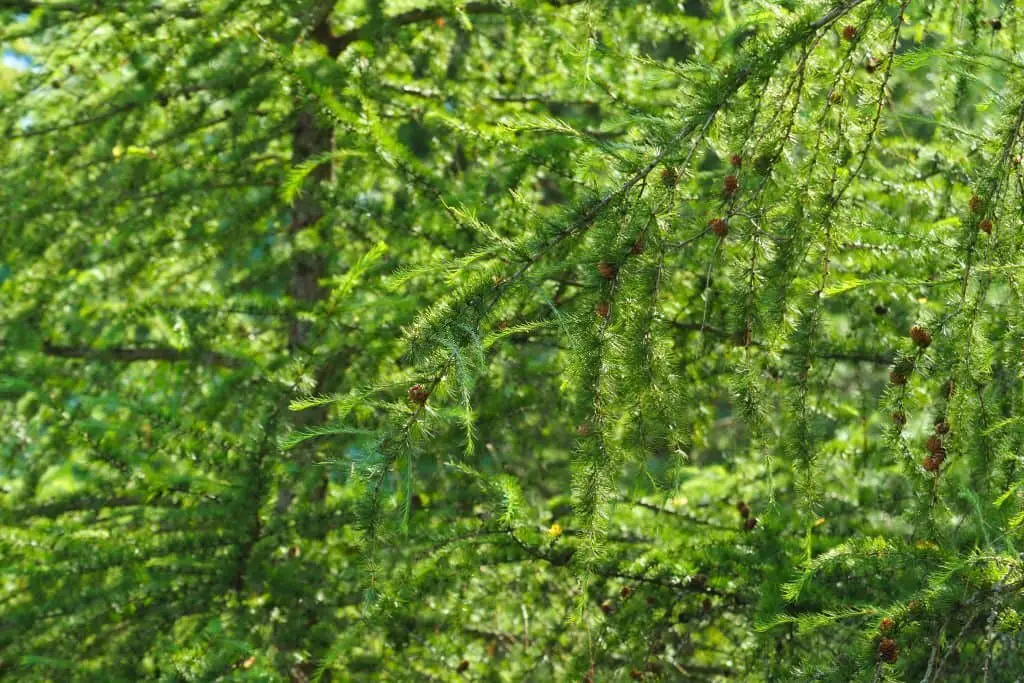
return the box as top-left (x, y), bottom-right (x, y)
top-left (3, 0), bottom-right (1024, 680)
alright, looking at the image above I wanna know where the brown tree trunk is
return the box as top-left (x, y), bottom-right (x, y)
top-left (275, 104), bottom-right (335, 520)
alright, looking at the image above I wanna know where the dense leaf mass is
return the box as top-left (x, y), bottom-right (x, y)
top-left (3, 0), bottom-right (1024, 680)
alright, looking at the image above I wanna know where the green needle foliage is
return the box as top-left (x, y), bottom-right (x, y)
top-left (3, 0), bottom-right (1024, 680)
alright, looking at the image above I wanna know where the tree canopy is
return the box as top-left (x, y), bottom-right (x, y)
top-left (3, 0), bottom-right (1024, 680)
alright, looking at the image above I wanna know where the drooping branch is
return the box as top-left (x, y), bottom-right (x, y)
top-left (39, 341), bottom-right (243, 368)
top-left (663, 320), bottom-right (894, 366)
top-left (317, 0), bottom-right (587, 57)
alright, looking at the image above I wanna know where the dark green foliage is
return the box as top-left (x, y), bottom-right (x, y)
top-left (3, 0), bottom-right (1024, 680)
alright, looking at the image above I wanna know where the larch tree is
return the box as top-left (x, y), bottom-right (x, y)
top-left (2, 0), bottom-right (1024, 681)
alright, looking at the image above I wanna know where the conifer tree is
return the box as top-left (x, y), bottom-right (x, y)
top-left (3, 0), bottom-right (1024, 680)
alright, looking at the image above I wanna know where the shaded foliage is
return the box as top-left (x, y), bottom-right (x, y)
top-left (3, 0), bottom-right (1024, 681)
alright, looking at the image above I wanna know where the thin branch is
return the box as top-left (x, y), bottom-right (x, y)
top-left (624, 499), bottom-right (738, 532)
top-left (39, 340), bottom-right (244, 368)
top-left (381, 81), bottom-right (599, 108)
top-left (662, 319), bottom-right (894, 366)
top-left (318, 0), bottom-right (587, 57)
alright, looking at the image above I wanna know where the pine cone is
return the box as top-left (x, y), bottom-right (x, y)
top-left (909, 325), bottom-right (932, 348)
top-left (597, 262), bottom-right (618, 280)
top-left (661, 167), bottom-right (679, 188)
top-left (408, 384), bottom-right (430, 404)
top-left (878, 638), bottom-right (899, 663)
top-left (709, 218), bottom-right (729, 237)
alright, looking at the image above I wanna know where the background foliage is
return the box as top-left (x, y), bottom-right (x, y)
top-left (3, 0), bottom-right (1024, 680)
